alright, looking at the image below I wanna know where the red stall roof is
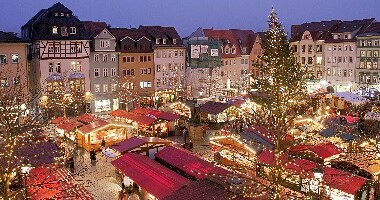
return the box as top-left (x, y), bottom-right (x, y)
top-left (76, 113), bottom-right (99, 124)
top-left (155, 146), bottom-right (230, 180)
top-left (289, 143), bottom-right (343, 159)
top-left (111, 153), bottom-right (191, 199)
top-left (111, 136), bottom-right (171, 154)
top-left (132, 107), bottom-right (180, 121)
top-left (163, 179), bottom-right (237, 200)
top-left (50, 117), bottom-right (67, 124)
top-left (257, 149), bottom-right (318, 178)
top-left (323, 166), bottom-right (368, 195)
top-left (56, 119), bottom-right (83, 132)
top-left (78, 120), bottom-right (109, 134)
top-left (27, 165), bottom-right (93, 200)
top-left (110, 109), bottom-right (157, 126)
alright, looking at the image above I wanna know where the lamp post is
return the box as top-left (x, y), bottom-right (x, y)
top-left (313, 166), bottom-right (324, 199)
top-left (21, 165), bottom-right (31, 199)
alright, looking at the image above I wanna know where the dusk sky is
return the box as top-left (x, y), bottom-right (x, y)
top-left (1, 0), bottom-right (380, 37)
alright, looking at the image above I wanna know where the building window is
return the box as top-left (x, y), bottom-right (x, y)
top-left (360, 40), bottom-right (366, 47)
top-left (343, 69), bottom-right (347, 77)
top-left (94, 54), bottom-right (99, 62)
top-left (13, 76), bottom-right (20, 85)
top-left (374, 50), bottom-right (379, 57)
top-left (1, 78), bottom-right (8, 87)
top-left (156, 64), bottom-right (161, 72)
top-left (180, 63), bottom-right (184, 70)
top-left (156, 38), bottom-right (160, 44)
top-left (156, 79), bottom-right (161, 87)
top-left (301, 45), bottom-right (305, 53)
top-left (94, 84), bottom-right (100, 93)
top-left (123, 56), bottom-right (134, 63)
top-left (103, 68), bottom-right (108, 77)
top-left (307, 57), bottom-right (313, 64)
top-left (374, 40), bottom-right (379, 46)
top-left (367, 61), bottom-right (373, 69)
top-left (327, 45), bottom-right (332, 51)
top-left (327, 57), bottom-right (331, 63)
top-left (69, 27), bottom-right (76, 34)
top-left (11, 54), bottom-right (19, 63)
top-left (349, 70), bottom-right (353, 77)
top-left (374, 76), bottom-right (378, 84)
top-left (367, 50), bottom-right (372, 57)
top-left (100, 40), bottom-right (110, 48)
top-left (338, 69), bottom-right (342, 77)
top-left (179, 50), bottom-right (184, 57)
top-left (56, 62), bottom-right (61, 73)
top-left (231, 47), bottom-right (236, 54)
top-left (366, 76), bottom-right (371, 83)
top-left (70, 61), bottom-right (81, 72)
top-left (349, 45), bottom-right (353, 51)
top-left (327, 68), bottom-right (331, 76)
top-left (225, 47), bottom-right (230, 54)
top-left (111, 68), bottom-right (116, 77)
top-left (111, 54), bottom-right (116, 62)
top-left (308, 45), bottom-right (312, 53)
top-left (368, 40), bottom-right (372, 47)
top-left (374, 62), bottom-right (378, 69)
top-left (349, 56), bottom-right (353, 63)
top-left (52, 26), bottom-right (58, 34)
top-left (173, 39), bottom-right (177, 44)
top-left (123, 69), bottom-right (134, 76)
top-left (94, 68), bottom-right (100, 77)
top-left (163, 38), bottom-right (167, 44)
top-left (174, 50), bottom-right (178, 57)
top-left (103, 54), bottom-right (108, 62)
top-left (49, 62), bottom-right (54, 73)
top-left (360, 61), bottom-right (365, 69)
top-left (360, 51), bottom-right (366, 57)
top-left (332, 57), bottom-right (336, 63)
top-left (316, 56), bottom-right (322, 65)
top-left (301, 57), bottom-right (305, 64)
top-left (140, 81), bottom-right (152, 88)
top-left (333, 45), bottom-right (337, 51)
top-left (103, 84), bottom-right (108, 93)
top-left (338, 56), bottom-right (342, 63)
top-left (111, 84), bottom-right (117, 92)
top-left (61, 26), bottom-right (68, 36)
top-left (316, 45), bottom-right (322, 52)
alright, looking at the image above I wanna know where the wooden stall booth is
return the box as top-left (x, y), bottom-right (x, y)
top-left (77, 120), bottom-right (132, 151)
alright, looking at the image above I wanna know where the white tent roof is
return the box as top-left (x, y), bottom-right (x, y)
top-left (331, 92), bottom-right (368, 105)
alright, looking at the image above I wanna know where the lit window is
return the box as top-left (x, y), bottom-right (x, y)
top-left (11, 54), bottom-right (19, 63)
top-left (94, 84), bottom-right (100, 92)
top-left (103, 84), bottom-right (108, 93)
top-left (156, 38), bottom-right (160, 44)
top-left (163, 39), bottom-right (167, 44)
top-left (173, 39), bottom-right (177, 44)
top-left (52, 26), bottom-right (58, 34)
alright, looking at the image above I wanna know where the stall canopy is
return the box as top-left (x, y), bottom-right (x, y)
top-left (337, 133), bottom-right (357, 142)
top-left (331, 92), bottom-right (368, 105)
top-left (110, 136), bottom-right (172, 155)
top-left (111, 153), bottom-right (191, 199)
top-left (257, 149), bottom-right (318, 178)
top-left (323, 166), bottom-right (369, 195)
top-left (320, 128), bottom-right (337, 138)
top-left (163, 179), bottom-right (239, 200)
top-left (200, 101), bottom-right (231, 115)
top-left (77, 120), bottom-right (109, 135)
top-left (289, 143), bottom-right (343, 160)
top-left (110, 109), bottom-right (157, 126)
top-left (13, 140), bottom-right (61, 167)
top-left (131, 107), bottom-right (180, 121)
top-left (155, 146), bottom-right (230, 180)
top-left (56, 119), bottom-right (83, 132)
top-left (50, 117), bottom-right (68, 125)
top-left (27, 165), bottom-right (93, 200)
top-left (76, 113), bottom-right (100, 125)
top-left (241, 126), bottom-right (275, 149)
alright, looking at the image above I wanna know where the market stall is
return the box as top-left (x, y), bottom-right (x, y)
top-left (75, 113), bottom-right (100, 125)
top-left (199, 101), bottom-right (234, 122)
top-left (110, 109), bottom-right (158, 136)
top-left (168, 102), bottom-right (191, 118)
top-left (77, 120), bottom-right (132, 151)
top-left (55, 119), bottom-right (83, 141)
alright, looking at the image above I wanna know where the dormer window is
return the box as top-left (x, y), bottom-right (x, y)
top-left (226, 39), bottom-right (230, 44)
top-left (333, 35), bottom-right (338, 39)
top-left (70, 27), bottom-right (76, 34)
top-left (163, 38), bottom-right (167, 44)
top-left (61, 26), bottom-right (68, 36)
top-left (242, 47), bottom-right (247, 54)
top-left (225, 47), bottom-right (230, 54)
top-left (156, 38), bottom-right (160, 44)
top-left (54, 12), bottom-right (58, 16)
top-left (61, 13), bottom-right (64, 17)
top-left (52, 26), bottom-right (58, 34)
top-left (231, 47), bottom-right (236, 54)
top-left (66, 13), bottom-right (70, 17)
top-left (173, 39), bottom-right (177, 44)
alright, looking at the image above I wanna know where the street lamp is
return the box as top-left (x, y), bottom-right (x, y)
top-left (313, 166), bottom-right (324, 199)
top-left (21, 165), bottom-right (31, 199)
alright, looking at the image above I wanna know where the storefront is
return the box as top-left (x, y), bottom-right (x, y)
top-left (55, 119), bottom-right (83, 141)
top-left (94, 99), bottom-right (111, 113)
top-left (77, 120), bottom-right (132, 151)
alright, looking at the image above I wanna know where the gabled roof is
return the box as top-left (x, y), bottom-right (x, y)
top-left (48, 2), bottom-right (73, 14)
top-left (139, 25), bottom-right (184, 47)
top-left (290, 20), bottom-right (341, 42)
top-left (77, 120), bottom-right (109, 134)
top-left (0, 31), bottom-right (25, 43)
top-left (110, 136), bottom-right (171, 155)
top-left (289, 143), bottom-right (343, 159)
top-left (323, 166), bottom-right (368, 195)
top-left (83, 21), bottom-right (109, 38)
top-left (359, 22), bottom-right (380, 36)
top-left (326, 18), bottom-right (376, 42)
top-left (75, 113), bottom-right (99, 124)
top-left (111, 153), bottom-right (191, 199)
top-left (203, 29), bottom-right (255, 58)
top-left (242, 126), bottom-right (274, 149)
top-left (155, 146), bottom-right (230, 180)
top-left (199, 101), bottom-right (231, 115)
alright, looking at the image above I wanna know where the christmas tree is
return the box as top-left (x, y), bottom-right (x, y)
top-left (251, 8), bottom-right (310, 199)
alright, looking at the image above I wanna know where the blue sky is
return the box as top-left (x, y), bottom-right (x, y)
top-left (1, 0), bottom-right (380, 37)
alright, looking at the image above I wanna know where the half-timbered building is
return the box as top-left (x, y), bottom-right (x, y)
top-left (21, 2), bottom-right (90, 111)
